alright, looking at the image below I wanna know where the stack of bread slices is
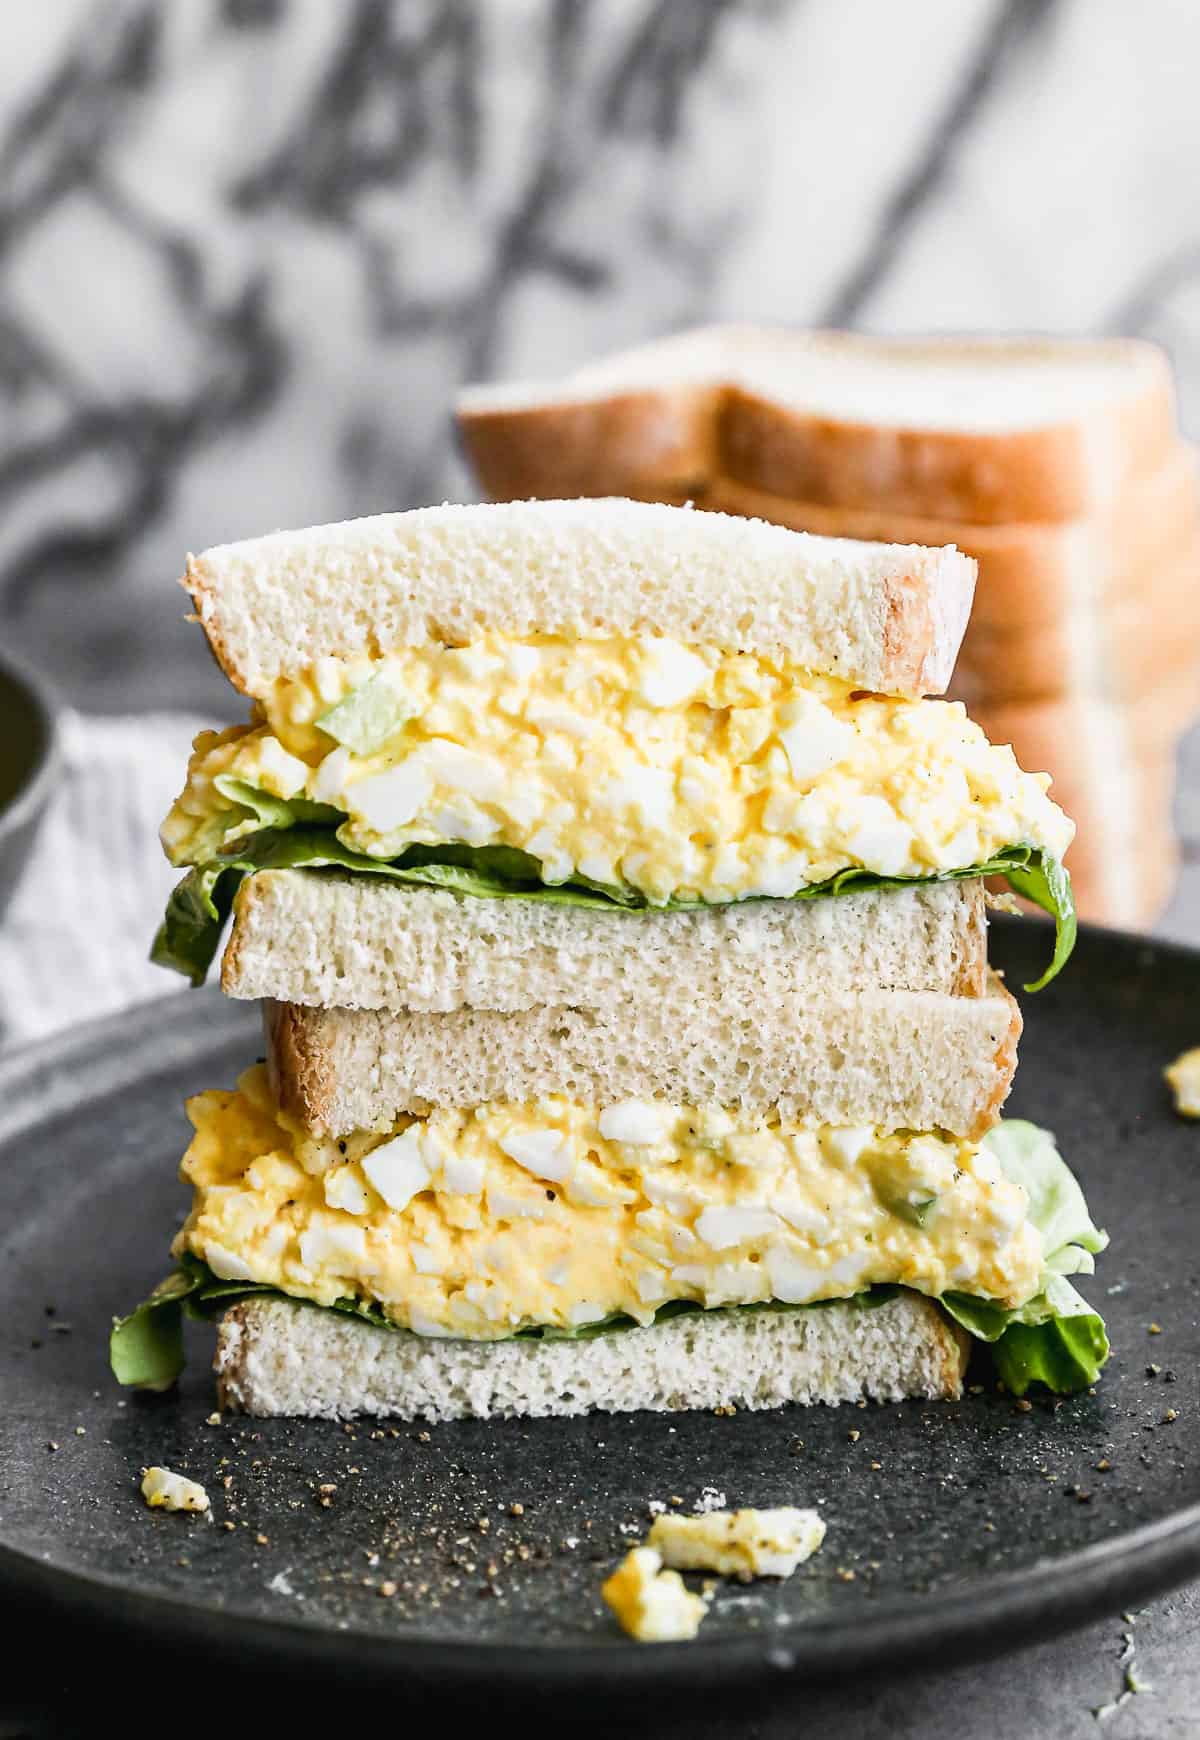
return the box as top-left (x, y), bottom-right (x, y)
top-left (457, 329), bottom-right (1199, 928)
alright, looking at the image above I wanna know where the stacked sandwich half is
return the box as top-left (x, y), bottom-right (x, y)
top-left (112, 500), bottom-right (1108, 1419)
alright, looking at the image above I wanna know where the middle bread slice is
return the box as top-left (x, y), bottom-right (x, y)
top-left (223, 870), bottom-right (990, 1012)
top-left (264, 975), bottom-right (1020, 1142)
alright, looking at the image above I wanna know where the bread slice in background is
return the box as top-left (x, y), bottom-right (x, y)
top-left (224, 872), bottom-right (989, 1012)
top-left (457, 326), bottom-right (1176, 523)
top-left (215, 1290), bottom-right (970, 1421)
top-left (182, 497), bottom-right (975, 701)
top-left (951, 537), bottom-right (1200, 707)
top-left (975, 692), bottom-right (1192, 927)
top-left (708, 443), bottom-right (1198, 632)
top-left (265, 978), bottom-right (1021, 1140)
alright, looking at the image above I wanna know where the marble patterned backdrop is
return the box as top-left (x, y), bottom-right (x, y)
top-left (2, 0), bottom-right (1199, 713)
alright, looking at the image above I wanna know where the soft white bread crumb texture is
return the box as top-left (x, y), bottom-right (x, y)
top-left (183, 497), bottom-right (974, 699)
top-left (214, 1292), bottom-right (969, 1421)
top-left (265, 979), bottom-right (1021, 1140)
top-left (224, 872), bottom-right (989, 1011)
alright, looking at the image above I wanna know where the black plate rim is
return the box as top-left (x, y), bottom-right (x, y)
top-left (3, 916), bottom-right (1199, 1689)
top-left (1, 1472), bottom-right (1199, 1690)
top-left (0, 643), bottom-right (62, 843)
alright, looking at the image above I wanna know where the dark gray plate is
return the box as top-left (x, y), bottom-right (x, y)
top-left (1, 916), bottom-right (1199, 1698)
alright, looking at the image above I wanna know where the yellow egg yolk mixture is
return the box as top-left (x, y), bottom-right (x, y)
top-left (161, 634), bottom-right (1073, 906)
top-left (174, 1067), bottom-right (1046, 1341)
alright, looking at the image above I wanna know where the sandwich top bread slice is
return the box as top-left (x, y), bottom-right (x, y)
top-left (183, 497), bottom-right (974, 700)
top-left (457, 326), bottom-right (1177, 524)
top-left (154, 500), bottom-right (1075, 992)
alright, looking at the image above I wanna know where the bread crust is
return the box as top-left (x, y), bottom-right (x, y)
top-left (457, 328), bottom-right (1176, 525)
top-left (975, 688), bottom-right (1194, 926)
top-left (214, 1291), bottom-right (970, 1420)
top-left (707, 444), bottom-right (1199, 631)
top-left (718, 382), bottom-right (1171, 524)
top-left (264, 1001), bottom-right (335, 1134)
top-left (951, 537), bottom-right (1200, 706)
top-left (457, 384), bottom-right (718, 500)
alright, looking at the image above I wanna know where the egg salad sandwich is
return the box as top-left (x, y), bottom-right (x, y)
top-left (111, 499), bottom-right (1107, 1418)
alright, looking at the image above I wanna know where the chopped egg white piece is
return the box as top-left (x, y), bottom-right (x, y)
top-left (648, 1507), bottom-right (825, 1581)
top-left (598, 1100), bottom-right (674, 1146)
top-left (1165, 1048), bottom-right (1200, 1118)
top-left (601, 1546), bottom-right (708, 1642)
top-left (141, 1466), bottom-right (210, 1514)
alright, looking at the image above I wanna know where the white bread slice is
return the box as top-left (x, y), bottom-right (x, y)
top-left (457, 326), bottom-right (1176, 524)
top-left (214, 1291), bottom-right (969, 1420)
top-left (182, 498), bottom-right (975, 700)
top-left (264, 979), bottom-right (1021, 1140)
top-left (708, 443), bottom-right (1198, 632)
top-left (975, 692), bottom-right (1192, 927)
top-left (951, 537), bottom-right (1200, 707)
top-left (223, 872), bottom-right (989, 1012)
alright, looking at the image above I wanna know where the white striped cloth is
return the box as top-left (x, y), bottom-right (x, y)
top-left (0, 711), bottom-right (208, 1048)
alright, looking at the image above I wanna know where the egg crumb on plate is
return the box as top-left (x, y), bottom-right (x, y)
top-left (141, 1466), bottom-right (210, 1513)
top-left (1165, 1048), bottom-right (1200, 1118)
top-left (601, 1546), bottom-right (709, 1643)
top-left (648, 1506), bottom-right (826, 1581)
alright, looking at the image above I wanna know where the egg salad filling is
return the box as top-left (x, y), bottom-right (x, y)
top-left (152, 634), bottom-right (1077, 989)
top-left (113, 1073), bottom-right (1109, 1395)
top-left (173, 1066), bottom-right (1046, 1335)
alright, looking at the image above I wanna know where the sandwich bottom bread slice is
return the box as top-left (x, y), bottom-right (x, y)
top-left (112, 1060), bottom-right (1110, 1416)
top-left (213, 1291), bottom-right (971, 1421)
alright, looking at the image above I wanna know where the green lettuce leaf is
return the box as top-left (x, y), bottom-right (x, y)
top-left (1003, 849), bottom-right (1077, 993)
top-left (941, 1121), bottom-right (1110, 1394)
top-left (110, 1253), bottom-right (901, 1390)
top-left (153, 798), bottom-right (1074, 992)
top-left (212, 775), bottom-right (342, 834)
top-left (983, 1119), bottom-right (1108, 1276)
